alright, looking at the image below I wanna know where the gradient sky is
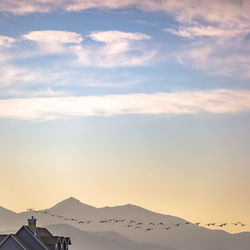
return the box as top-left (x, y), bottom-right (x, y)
top-left (0, 0), bottom-right (250, 233)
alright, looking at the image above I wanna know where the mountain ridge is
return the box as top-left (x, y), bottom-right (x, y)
top-left (0, 197), bottom-right (249, 250)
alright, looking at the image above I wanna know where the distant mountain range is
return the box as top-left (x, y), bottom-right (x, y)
top-left (0, 197), bottom-right (249, 250)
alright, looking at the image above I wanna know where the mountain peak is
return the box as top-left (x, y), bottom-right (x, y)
top-left (63, 197), bottom-right (81, 203)
top-left (49, 197), bottom-right (96, 212)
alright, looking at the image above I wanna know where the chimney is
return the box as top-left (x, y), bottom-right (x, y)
top-left (28, 216), bottom-right (37, 235)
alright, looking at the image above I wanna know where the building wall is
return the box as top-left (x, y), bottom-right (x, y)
top-left (47, 243), bottom-right (56, 250)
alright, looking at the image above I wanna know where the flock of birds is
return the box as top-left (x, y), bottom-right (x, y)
top-left (27, 208), bottom-right (247, 233)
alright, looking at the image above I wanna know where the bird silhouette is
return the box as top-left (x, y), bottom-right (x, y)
top-left (217, 224), bottom-right (226, 227)
top-left (100, 220), bottom-right (108, 223)
top-left (129, 220), bottom-right (136, 224)
top-left (232, 222), bottom-right (241, 226)
top-left (27, 208), bottom-right (248, 234)
top-left (125, 225), bottom-right (133, 227)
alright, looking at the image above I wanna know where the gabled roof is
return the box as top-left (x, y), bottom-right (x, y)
top-left (40, 236), bottom-right (59, 245)
top-left (0, 234), bottom-right (28, 249)
top-left (0, 222), bottom-right (71, 249)
top-left (36, 227), bottom-right (53, 237)
top-left (16, 226), bottom-right (49, 250)
top-left (0, 235), bottom-right (7, 244)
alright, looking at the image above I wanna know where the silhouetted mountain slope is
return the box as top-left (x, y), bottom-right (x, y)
top-left (47, 223), bottom-right (176, 250)
top-left (0, 197), bottom-right (249, 250)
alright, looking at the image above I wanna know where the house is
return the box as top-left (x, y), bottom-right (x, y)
top-left (0, 216), bottom-right (71, 250)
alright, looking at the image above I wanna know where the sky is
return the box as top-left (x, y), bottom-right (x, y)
top-left (0, 0), bottom-right (250, 233)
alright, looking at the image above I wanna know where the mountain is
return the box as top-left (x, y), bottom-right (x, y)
top-left (0, 197), bottom-right (249, 250)
top-left (49, 197), bottom-right (96, 215)
top-left (47, 223), bottom-right (176, 250)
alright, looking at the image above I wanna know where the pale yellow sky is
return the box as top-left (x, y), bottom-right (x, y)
top-left (0, 116), bottom-right (249, 234)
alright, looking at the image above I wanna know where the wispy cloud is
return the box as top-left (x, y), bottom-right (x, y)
top-left (0, 29), bottom-right (154, 97)
top-left (166, 25), bottom-right (248, 39)
top-left (20, 30), bottom-right (155, 67)
top-left (89, 31), bottom-right (151, 43)
top-left (1, 0), bottom-right (250, 27)
top-left (0, 89), bottom-right (249, 120)
top-left (163, 3), bottom-right (250, 77)
top-left (171, 34), bottom-right (250, 77)
top-left (0, 65), bottom-right (45, 88)
top-left (23, 30), bottom-right (83, 53)
top-left (0, 35), bottom-right (15, 48)
top-left (1, 1), bottom-right (250, 77)
top-left (89, 30), bottom-right (151, 55)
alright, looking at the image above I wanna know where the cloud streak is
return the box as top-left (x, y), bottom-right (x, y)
top-left (1, 0), bottom-right (249, 24)
top-left (1, 1), bottom-right (250, 76)
top-left (23, 30), bottom-right (83, 53)
top-left (1, 1), bottom-right (250, 32)
top-left (20, 30), bottom-right (155, 67)
top-left (0, 89), bottom-right (249, 120)
top-left (0, 35), bottom-right (15, 49)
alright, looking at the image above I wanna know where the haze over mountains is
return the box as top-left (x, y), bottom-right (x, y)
top-left (0, 197), bottom-right (249, 250)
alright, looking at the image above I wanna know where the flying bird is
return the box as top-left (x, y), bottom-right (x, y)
top-left (129, 220), bottom-right (136, 224)
top-left (232, 222), bottom-right (241, 226)
top-left (145, 228), bottom-right (153, 232)
top-left (217, 224), bottom-right (226, 227)
top-left (125, 225), bottom-right (133, 227)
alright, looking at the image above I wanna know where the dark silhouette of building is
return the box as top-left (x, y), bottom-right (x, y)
top-left (0, 216), bottom-right (71, 249)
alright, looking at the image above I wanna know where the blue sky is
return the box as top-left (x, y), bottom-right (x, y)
top-left (0, 0), bottom-right (250, 232)
top-left (1, 2), bottom-right (250, 104)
